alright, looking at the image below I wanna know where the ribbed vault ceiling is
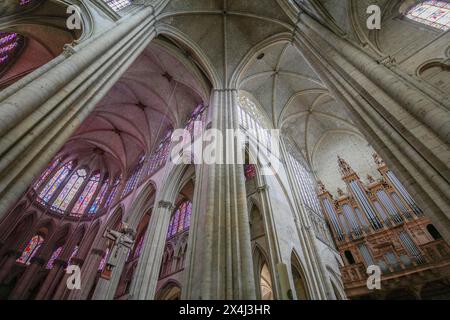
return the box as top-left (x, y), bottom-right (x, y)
top-left (60, 41), bottom-right (209, 177)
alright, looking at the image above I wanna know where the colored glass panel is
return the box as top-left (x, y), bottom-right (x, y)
top-left (103, 0), bottom-right (132, 12)
top-left (406, 1), bottom-right (450, 31)
top-left (88, 178), bottom-right (110, 214)
top-left (16, 235), bottom-right (44, 265)
top-left (52, 169), bottom-right (87, 213)
top-left (33, 157), bottom-right (61, 191)
top-left (0, 32), bottom-right (23, 73)
top-left (46, 246), bottom-right (63, 269)
top-left (167, 201), bottom-right (192, 238)
top-left (39, 161), bottom-right (73, 203)
top-left (72, 173), bottom-right (100, 216)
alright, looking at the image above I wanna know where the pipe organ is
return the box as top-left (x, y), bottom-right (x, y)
top-left (318, 154), bottom-right (450, 299)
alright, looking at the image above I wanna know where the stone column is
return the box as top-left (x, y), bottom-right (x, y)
top-left (0, 4), bottom-right (158, 221)
top-left (281, 141), bottom-right (329, 299)
top-left (292, 12), bottom-right (450, 243)
top-left (183, 89), bottom-right (256, 300)
top-left (9, 256), bottom-right (46, 299)
top-left (35, 259), bottom-right (66, 300)
top-left (128, 200), bottom-right (175, 300)
top-left (0, 250), bottom-right (22, 284)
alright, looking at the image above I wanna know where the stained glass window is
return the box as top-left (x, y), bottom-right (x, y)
top-left (72, 173), bottom-right (100, 216)
top-left (88, 178), bottom-right (110, 214)
top-left (98, 248), bottom-right (110, 271)
top-left (105, 175), bottom-right (121, 207)
top-left (33, 157), bottom-right (62, 191)
top-left (133, 236), bottom-right (144, 259)
top-left (122, 155), bottom-right (145, 197)
top-left (0, 32), bottom-right (24, 73)
top-left (406, 1), bottom-right (450, 31)
top-left (185, 104), bottom-right (208, 137)
top-left (38, 161), bottom-right (73, 204)
top-left (103, 0), bottom-right (132, 12)
top-left (238, 93), bottom-right (272, 150)
top-left (244, 164), bottom-right (257, 180)
top-left (52, 169), bottom-right (87, 213)
top-left (67, 245), bottom-right (79, 266)
top-left (16, 235), bottom-right (44, 265)
top-left (46, 246), bottom-right (63, 269)
top-left (167, 201), bottom-right (192, 238)
top-left (148, 129), bottom-right (172, 176)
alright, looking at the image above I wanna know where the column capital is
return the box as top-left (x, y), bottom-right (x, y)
top-left (158, 200), bottom-right (175, 211)
top-left (257, 185), bottom-right (269, 193)
top-left (62, 44), bottom-right (76, 58)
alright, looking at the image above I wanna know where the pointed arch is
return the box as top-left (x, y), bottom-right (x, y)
top-left (290, 250), bottom-right (311, 300)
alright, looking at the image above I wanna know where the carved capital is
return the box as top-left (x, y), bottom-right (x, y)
top-left (158, 200), bottom-right (175, 211)
top-left (378, 56), bottom-right (396, 68)
top-left (257, 185), bottom-right (268, 193)
top-left (63, 44), bottom-right (76, 58)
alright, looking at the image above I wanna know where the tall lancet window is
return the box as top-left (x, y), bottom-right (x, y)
top-left (33, 157), bottom-right (62, 190)
top-left (88, 178), bottom-right (110, 214)
top-left (38, 161), bottom-right (74, 203)
top-left (148, 129), bottom-right (172, 176)
top-left (105, 175), bottom-right (121, 207)
top-left (0, 32), bottom-right (24, 73)
top-left (72, 173), bottom-right (100, 216)
top-left (167, 201), bottom-right (192, 238)
top-left (238, 93), bottom-right (272, 149)
top-left (123, 155), bottom-right (145, 197)
top-left (16, 235), bottom-right (44, 265)
top-left (52, 168), bottom-right (87, 213)
top-left (406, 1), bottom-right (450, 31)
top-left (46, 246), bottom-right (63, 269)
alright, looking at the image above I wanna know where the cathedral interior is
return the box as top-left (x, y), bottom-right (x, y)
top-left (0, 0), bottom-right (449, 301)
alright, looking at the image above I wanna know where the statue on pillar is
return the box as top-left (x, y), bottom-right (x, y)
top-left (101, 223), bottom-right (135, 280)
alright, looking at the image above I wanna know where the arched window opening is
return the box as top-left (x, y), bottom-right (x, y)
top-left (19, 0), bottom-right (34, 5)
top-left (185, 104), bottom-right (208, 137)
top-left (33, 157), bottom-right (62, 191)
top-left (0, 32), bottom-right (24, 74)
top-left (38, 161), bottom-right (74, 204)
top-left (122, 155), bottom-right (145, 197)
top-left (16, 235), bottom-right (44, 265)
top-left (260, 263), bottom-right (274, 300)
top-left (244, 164), bottom-right (257, 181)
top-left (344, 250), bottom-right (356, 265)
top-left (103, 0), bottom-right (133, 12)
top-left (105, 175), bottom-right (121, 207)
top-left (72, 173), bottom-right (100, 216)
top-left (159, 245), bottom-right (174, 278)
top-left (98, 248), bottom-right (110, 272)
top-left (133, 236), bottom-right (145, 260)
top-left (167, 201), bottom-right (192, 238)
top-left (427, 224), bottom-right (442, 240)
top-left (285, 138), bottom-right (323, 216)
top-left (405, 1), bottom-right (449, 31)
top-left (52, 168), bottom-right (87, 213)
top-left (238, 93), bottom-right (272, 149)
top-left (46, 246), bottom-right (63, 269)
top-left (67, 245), bottom-right (79, 267)
top-left (292, 267), bottom-right (309, 300)
top-left (148, 128), bottom-right (172, 176)
top-left (88, 177), bottom-right (110, 215)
